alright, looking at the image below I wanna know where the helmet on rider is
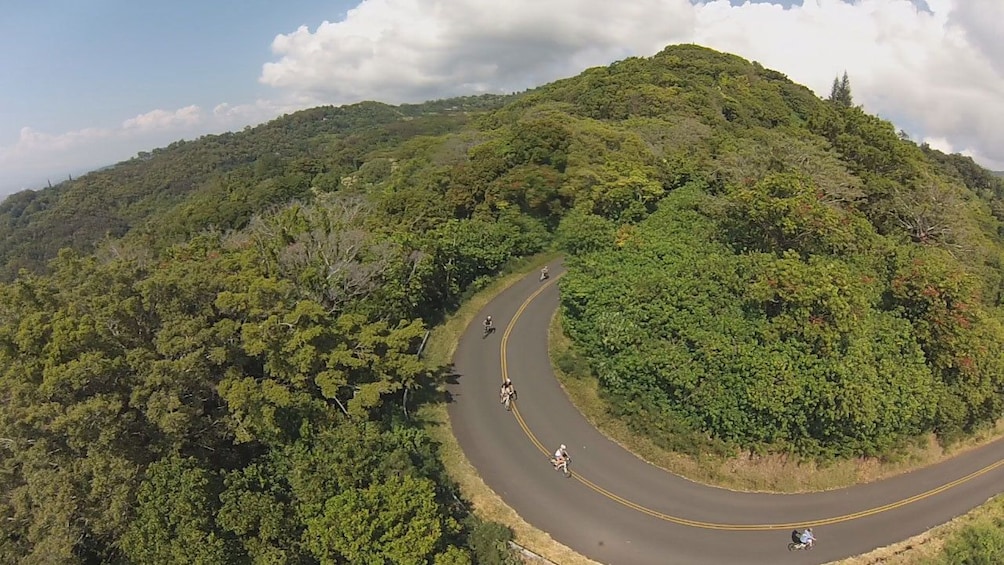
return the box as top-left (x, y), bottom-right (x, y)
top-left (504, 378), bottom-right (511, 386)
top-left (560, 444), bottom-right (566, 451)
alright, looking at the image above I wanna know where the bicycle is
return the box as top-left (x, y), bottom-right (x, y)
top-left (787, 541), bottom-right (814, 551)
top-left (549, 456), bottom-right (571, 478)
top-left (501, 389), bottom-right (516, 411)
top-left (482, 324), bottom-right (495, 338)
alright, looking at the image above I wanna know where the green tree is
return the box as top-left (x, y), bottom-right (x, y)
top-left (721, 172), bottom-right (871, 256)
top-left (218, 459), bottom-right (305, 564)
top-left (828, 71), bottom-right (854, 107)
top-left (434, 545), bottom-right (474, 565)
top-left (305, 474), bottom-right (460, 565)
top-left (119, 456), bottom-right (232, 565)
top-left (466, 519), bottom-right (521, 565)
top-left (555, 207), bottom-right (616, 256)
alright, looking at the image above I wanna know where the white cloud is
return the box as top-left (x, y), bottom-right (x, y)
top-left (922, 136), bottom-right (955, 154)
top-left (13, 126), bottom-right (116, 154)
top-left (260, 0), bottom-right (695, 102)
top-left (122, 105), bottom-right (203, 131)
top-left (947, 0), bottom-right (1004, 75)
top-left (259, 0), bottom-right (1004, 171)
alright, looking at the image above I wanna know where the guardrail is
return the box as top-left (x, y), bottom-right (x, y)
top-left (417, 329), bottom-right (431, 358)
top-left (508, 541), bottom-right (560, 564)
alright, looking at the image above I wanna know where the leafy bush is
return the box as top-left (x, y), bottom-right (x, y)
top-left (934, 520), bottom-right (1004, 565)
top-left (466, 519), bottom-right (520, 565)
top-left (555, 346), bottom-right (594, 378)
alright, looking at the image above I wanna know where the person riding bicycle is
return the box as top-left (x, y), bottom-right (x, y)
top-left (483, 315), bottom-right (493, 332)
top-left (552, 444), bottom-right (569, 469)
top-left (799, 528), bottom-right (815, 548)
top-left (540, 265), bottom-right (549, 281)
top-left (500, 379), bottom-right (515, 404)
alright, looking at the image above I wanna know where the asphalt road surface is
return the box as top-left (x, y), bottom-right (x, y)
top-left (447, 261), bottom-right (1004, 565)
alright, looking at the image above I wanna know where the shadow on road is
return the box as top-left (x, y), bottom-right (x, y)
top-left (409, 363), bottom-right (461, 409)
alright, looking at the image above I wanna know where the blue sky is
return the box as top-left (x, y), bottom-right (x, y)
top-left (1, 0), bottom-right (997, 198)
top-left (0, 0), bottom-right (352, 145)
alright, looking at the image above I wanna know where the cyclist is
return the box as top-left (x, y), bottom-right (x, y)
top-left (552, 444), bottom-right (569, 470)
top-left (483, 315), bottom-right (493, 333)
top-left (540, 265), bottom-right (549, 281)
top-left (799, 528), bottom-right (815, 548)
top-left (500, 379), bottom-right (516, 404)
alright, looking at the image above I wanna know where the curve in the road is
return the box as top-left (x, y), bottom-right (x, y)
top-left (448, 261), bottom-right (1004, 565)
top-left (502, 278), bottom-right (1004, 531)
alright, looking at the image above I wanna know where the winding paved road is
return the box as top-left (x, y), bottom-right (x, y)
top-left (448, 261), bottom-right (1004, 564)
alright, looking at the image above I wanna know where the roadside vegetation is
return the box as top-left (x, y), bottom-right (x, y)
top-left (830, 494), bottom-right (1004, 565)
top-left (551, 312), bottom-right (1004, 493)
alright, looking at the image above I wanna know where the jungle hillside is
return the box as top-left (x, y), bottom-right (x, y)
top-left (2, 44), bottom-right (1004, 563)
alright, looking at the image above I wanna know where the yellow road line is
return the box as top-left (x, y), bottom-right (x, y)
top-left (495, 272), bottom-right (1004, 531)
top-left (501, 277), bottom-right (556, 457)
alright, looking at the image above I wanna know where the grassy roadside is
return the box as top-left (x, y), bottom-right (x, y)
top-left (418, 252), bottom-right (601, 565)
top-left (548, 310), bottom-right (1004, 564)
top-left (829, 494), bottom-right (1004, 565)
top-left (548, 312), bottom-right (1004, 493)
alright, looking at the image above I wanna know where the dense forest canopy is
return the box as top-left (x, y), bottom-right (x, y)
top-left (2, 44), bottom-right (1004, 562)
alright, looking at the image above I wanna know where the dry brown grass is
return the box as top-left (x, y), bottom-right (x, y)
top-left (827, 529), bottom-right (947, 565)
top-left (419, 253), bottom-right (600, 565)
top-left (827, 495), bottom-right (1004, 565)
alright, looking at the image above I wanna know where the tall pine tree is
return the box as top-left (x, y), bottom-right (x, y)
top-left (828, 71), bottom-right (854, 107)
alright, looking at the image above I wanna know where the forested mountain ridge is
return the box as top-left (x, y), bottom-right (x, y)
top-left (0, 94), bottom-right (514, 280)
top-left (2, 43), bottom-right (1004, 563)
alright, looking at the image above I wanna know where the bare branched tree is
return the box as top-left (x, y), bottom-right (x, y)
top-left (891, 179), bottom-right (967, 250)
top-left (94, 236), bottom-right (155, 268)
top-left (274, 194), bottom-right (397, 312)
top-left (711, 133), bottom-right (863, 205)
